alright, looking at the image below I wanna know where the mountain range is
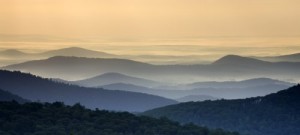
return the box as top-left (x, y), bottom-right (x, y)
top-left (2, 56), bottom-right (156, 81)
top-left (0, 47), bottom-right (208, 66)
top-left (0, 47), bottom-right (116, 67)
top-left (3, 55), bottom-right (299, 83)
top-left (0, 70), bottom-right (177, 112)
top-left (143, 85), bottom-right (300, 135)
top-left (2, 46), bottom-right (300, 66)
top-left (0, 47), bottom-right (115, 58)
top-left (73, 72), bottom-right (161, 88)
top-left (257, 53), bottom-right (300, 62)
top-left (99, 78), bottom-right (293, 99)
top-left (184, 78), bottom-right (293, 89)
top-left (56, 72), bottom-right (293, 100)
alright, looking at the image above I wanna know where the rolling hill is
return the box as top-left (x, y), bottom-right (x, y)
top-left (100, 78), bottom-right (293, 99)
top-left (2, 56), bottom-right (156, 81)
top-left (0, 47), bottom-right (117, 67)
top-left (0, 49), bottom-right (29, 57)
top-left (143, 85), bottom-right (300, 135)
top-left (3, 55), bottom-right (300, 82)
top-left (39, 47), bottom-right (115, 58)
top-left (0, 47), bottom-right (208, 66)
top-left (0, 47), bottom-right (115, 58)
top-left (73, 72), bottom-right (161, 87)
top-left (257, 53), bottom-right (300, 62)
top-left (185, 78), bottom-right (293, 89)
top-left (0, 70), bottom-right (177, 112)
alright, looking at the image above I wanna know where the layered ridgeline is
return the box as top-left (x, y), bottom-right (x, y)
top-left (143, 85), bottom-right (300, 135)
top-left (0, 47), bottom-right (115, 58)
top-left (0, 47), bottom-right (116, 67)
top-left (0, 47), bottom-right (206, 66)
top-left (257, 53), bottom-right (300, 62)
top-left (0, 89), bottom-right (29, 103)
top-left (0, 70), bottom-right (177, 112)
top-left (99, 77), bottom-right (293, 100)
top-left (0, 101), bottom-right (239, 135)
top-left (3, 55), bottom-right (300, 82)
top-left (73, 72), bottom-right (161, 88)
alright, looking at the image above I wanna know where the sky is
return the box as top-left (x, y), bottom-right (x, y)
top-left (0, 0), bottom-right (300, 57)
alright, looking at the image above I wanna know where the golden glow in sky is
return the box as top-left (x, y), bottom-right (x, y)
top-left (0, 0), bottom-right (300, 56)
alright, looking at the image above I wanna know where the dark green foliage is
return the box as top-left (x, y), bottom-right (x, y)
top-left (143, 85), bottom-right (300, 135)
top-left (0, 101), bottom-right (238, 135)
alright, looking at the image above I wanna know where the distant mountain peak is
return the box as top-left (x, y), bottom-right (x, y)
top-left (74, 72), bottom-right (159, 88)
top-left (1, 49), bottom-right (27, 56)
top-left (44, 56), bottom-right (145, 64)
top-left (80, 72), bottom-right (151, 82)
top-left (43, 47), bottom-right (115, 57)
top-left (212, 55), bottom-right (268, 65)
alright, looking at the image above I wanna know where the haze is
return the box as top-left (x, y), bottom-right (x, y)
top-left (1, 0), bottom-right (300, 58)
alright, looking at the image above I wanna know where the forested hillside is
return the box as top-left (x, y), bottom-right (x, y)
top-left (0, 101), bottom-right (239, 135)
top-left (143, 85), bottom-right (300, 135)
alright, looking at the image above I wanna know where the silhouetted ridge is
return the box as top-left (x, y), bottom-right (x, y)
top-left (263, 84), bottom-right (300, 105)
top-left (45, 56), bottom-right (149, 64)
top-left (74, 72), bottom-right (159, 87)
top-left (188, 78), bottom-right (292, 88)
top-left (0, 88), bottom-right (29, 103)
top-left (258, 52), bottom-right (300, 62)
top-left (42, 47), bottom-right (114, 57)
top-left (143, 85), bottom-right (300, 135)
top-left (212, 55), bottom-right (269, 65)
top-left (0, 70), bottom-right (177, 112)
top-left (4, 54), bottom-right (300, 82)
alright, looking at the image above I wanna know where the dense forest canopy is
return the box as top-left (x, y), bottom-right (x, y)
top-left (0, 101), bottom-right (239, 135)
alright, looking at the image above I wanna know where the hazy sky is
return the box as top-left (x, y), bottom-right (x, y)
top-left (0, 0), bottom-right (300, 56)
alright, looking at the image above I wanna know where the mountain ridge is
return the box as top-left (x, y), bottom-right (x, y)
top-left (41, 47), bottom-right (115, 57)
top-left (0, 88), bottom-right (29, 103)
top-left (143, 84), bottom-right (300, 135)
top-left (257, 53), bottom-right (300, 62)
top-left (3, 55), bottom-right (300, 82)
top-left (0, 70), bottom-right (177, 112)
top-left (99, 78), bottom-right (293, 100)
top-left (74, 72), bottom-right (160, 87)
top-left (212, 55), bottom-right (270, 65)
